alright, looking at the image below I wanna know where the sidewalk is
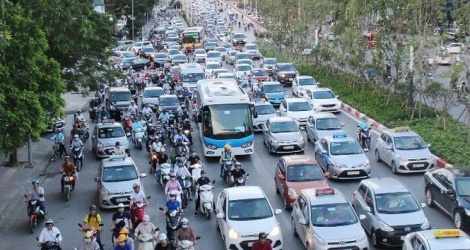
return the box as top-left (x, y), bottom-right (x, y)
top-left (0, 92), bottom-right (91, 232)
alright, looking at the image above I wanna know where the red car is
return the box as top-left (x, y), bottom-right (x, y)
top-left (252, 68), bottom-right (269, 82)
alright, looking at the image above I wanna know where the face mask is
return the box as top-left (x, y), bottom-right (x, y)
top-left (143, 221), bottom-right (149, 225)
top-left (118, 242), bottom-right (126, 246)
top-left (84, 238), bottom-right (92, 243)
top-left (118, 208), bottom-right (124, 213)
top-left (182, 224), bottom-right (188, 229)
top-left (171, 178), bottom-right (176, 180)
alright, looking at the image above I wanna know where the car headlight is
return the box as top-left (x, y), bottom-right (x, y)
top-left (204, 142), bottom-right (217, 150)
top-left (100, 187), bottom-right (110, 196)
top-left (360, 161), bottom-right (370, 168)
top-left (398, 155), bottom-right (407, 161)
top-left (288, 188), bottom-right (297, 197)
top-left (121, 141), bottom-right (128, 146)
top-left (465, 209), bottom-right (470, 216)
top-left (109, 105), bottom-right (116, 110)
top-left (280, 74), bottom-right (286, 77)
top-left (241, 141), bottom-right (253, 148)
top-left (228, 228), bottom-right (240, 238)
top-left (335, 164), bottom-right (348, 168)
top-left (421, 218), bottom-right (430, 229)
top-left (313, 233), bottom-right (327, 246)
top-left (357, 230), bottom-right (366, 241)
top-left (97, 142), bottom-right (104, 150)
top-left (379, 220), bottom-right (394, 232)
top-left (269, 224), bottom-right (281, 236)
top-left (270, 139), bottom-right (278, 143)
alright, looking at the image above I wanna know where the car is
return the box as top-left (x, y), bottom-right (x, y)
top-left (274, 63), bottom-right (299, 86)
top-left (171, 54), bottom-right (187, 65)
top-left (231, 32), bottom-right (247, 46)
top-left (375, 127), bottom-right (436, 174)
top-left (214, 47), bottom-right (227, 59)
top-left (292, 187), bottom-right (369, 250)
top-left (96, 155), bottom-right (146, 208)
top-left (243, 43), bottom-right (262, 60)
top-left (252, 68), bottom-right (269, 82)
top-left (352, 178), bottom-right (430, 248)
top-left (116, 40), bottom-right (134, 47)
top-left (221, 42), bottom-right (233, 52)
top-left (424, 167), bottom-right (470, 229)
top-left (167, 49), bottom-right (181, 60)
top-left (216, 72), bottom-right (238, 82)
top-left (120, 57), bottom-right (150, 71)
top-left (304, 88), bottom-right (341, 113)
top-left (194, 48), bottom-right (207, 62)
top-left (446, 42), bottom-right (465, 54)
top-left (215, 33), bottom-right (228, 43)
top-left (211, 68), bottom-right (229, 78)
top-left (252, 101), bottom-right (277, 131)
top-left (259, 81), bottom-right (286, 106)
top-left (205, 41), bottom-right (218, 51)
top-left (226, 50), bottom-right (237, 65)
top-left (235, 52), bottom-right (251, 61)
top-left (43, 114), bottom-right (66, 133)
top-left (215, 186), bottom-right (283, 250)
top-left (153, 53), bottom-right (169, 67)
top-left (234, 63), bottom-right (253, 79)
top-left (157, 95), bottom-right (181, 117)
top-left (435, 50), bottom-right (453, 65)
top-left (164, 36), bottom-right (180, 47)
top-left (263, 116), bottom-right (305, 154)
top-left (292, 75), bottom-right (319, 97)
top-left (235, 58), bottom-right (253, 68)
top-left (168, 44), bottom-right (183, 51)
top-left (206, 51), bottom-right (222, 66)
top-left (140, 46), bottom-right (156, 59)
top-left (108, 51), bottom-right (128, 64)
top-left (278, 98), bottom-right (314, 127)
top-left (141, 86), bottom-right (164, 110)
top-left (261, 58), bottom-right (278, 76)
top-left (91, 120), bottom-right (129, 159)
top-left (204, 62), bottom-right (222, 78)
top-left (129, 41), bottom-right (152, 55)
top-left (402, 229), bottom-right (470, 250)
top-left (314, 132), bottom-right (371, 179)
top-left (274, 155), bottom-right (328, 209)
top-left (305, 112), bottom-right (344, 142)
top-left (105, 87), bottom-right (133, 120)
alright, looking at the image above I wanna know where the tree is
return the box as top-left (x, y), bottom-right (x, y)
top-left (113, 0), bottom-right (158, 39)
top-left (0, 2), bottom-right (65, 166)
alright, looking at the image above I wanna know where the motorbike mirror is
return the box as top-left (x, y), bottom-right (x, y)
top-left (24, 194), bottom-right (28, 198)
top-left (159, 207), bottom-right (164, 211)
top-left (146, 196), bottom-right (151, 199)
top-left (78, 223), bottom-right (83, 227)
top-left (212, 180), bottom-right (215, 184)
top-left (99, 223), bottom-right (104, 226)
top-left (195, 236), bottom-right (201, 240)
top-left (246, 173), bottom-right (250, 176)
top-left (140, 173), bottom-right (147, 178)
top-left (94, 177), bottom-right (99, 182)
top-left (216, 212), bottom-right (225, 219)
top-left (155, 227), bottom-right (160, 231)
top-left (56, 233), bottom-right (61, 238)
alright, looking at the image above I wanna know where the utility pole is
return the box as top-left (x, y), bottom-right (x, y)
top-left (408, 46), bottom-right (414, 108)
top-left (131, 0), bottom-right (135, 41)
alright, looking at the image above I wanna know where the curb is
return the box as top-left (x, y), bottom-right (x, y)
top-left (339, 102), bottom-right (452, 169)
top-left (64, 98), bottom-right (91, 115)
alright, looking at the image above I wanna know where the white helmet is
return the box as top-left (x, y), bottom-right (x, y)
top-left (181, 218), bottom-right (189, 224)
top-left (160, 148), bottom-right (165, 153)
top-left (158, 233), bottom-right (167, 241)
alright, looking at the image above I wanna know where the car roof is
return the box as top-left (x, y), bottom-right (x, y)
top-left (418, 230), bottom-right (470, 249)
top-left (285, 98), bottom-right (309, 103)
top-left (101, 155), bottom-right (136, 167)
top-left (109, 87), bottom-right (131, 92)
top-left (254, 101), bottom-right (273, 107)
top-left (96, 121), bottom-right (122, 128)
top-left (312, 112), bottom-right (337, 119)
top-left (361, 178), bottom-right (409, 194)
top-left (268, 116), bottom-right (295, 123)
top-left (281, 155), bottom-right (318, 165)
top-left (301, 188), bottom-right (348, 206)
top-left (225, 186), bottom-right (266, 200)
top-left (324, 134), bottom-right (355, 142)
top-left (144, 86), bottom-right (163, 91)
top-left (262, 81), bottom-right (282, 86)
top-left (277, 62), bottom-right (294, 66)
top-left (297, 75), bottom-right (314, 79)
top-left (159, 94), bottom-right (178, 99)
top-left (383, 127), bottom-right (420, 138)
top-left (311, 87), bottom-right (332, 92)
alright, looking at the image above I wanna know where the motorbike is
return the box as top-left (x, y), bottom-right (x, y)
top-left (151, 140), bottom-right (165, 154)
top-left (159, 207), bottom-right (182, 245)
top-left (137, 229), bottom-right (159, 250)
top-left (197, 182), bottom-right (215, 220)
top-left (150, 151), bottom-right (159, 174)
top-left (221, 160), bottom-right (235, 184)
top-left (143, 113), bottom-right (153, 124)
top-left (130, 198), bottom-right (151, 229)
top-left (176, 237), bottom-right (200, 250)
top-left (358, 126), bottom-right (372, 151)
top-left (89, 107), bottom-right (99, 123)
top-left (78, 222), bottom-right (104, 250)
top-left (63, 173), bottom-right (75, 202)
top-left (52, 142), bottom-right (63, 161)
top-left (183, 129), bottom-right (193, 145)
top-left (159, 163), bottom-right (172, 186)
top-left (231, 173), bottom-right (250, 187)
top-left (71, 146), bottom-right (84, 171)
top-left (24, 195), bottom-right (45, 233)
top-left (190, 163), bottom-right (203, 191)
top-left (132, 126), bottom-right (146, 150)
top-left (179, 175), bottom-right (192, 209)
top-left (123, 117), bottom-right (133, 137)
top-left (174, 142), bottom-right (189, 160)
top-left (36, 233), bottom-right (61, 250)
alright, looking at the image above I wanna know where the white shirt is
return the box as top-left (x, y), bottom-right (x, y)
top-left (38, 227), bottom-right (62, 243)
top-left (128, 104), bottom-right (138, 114)
top-left (142, 107), bottom-right (153, 115)
top-left (29, 187), bottom-right (45, 202)
top-left (130, 190), bottom-right (146, 202)
top-left (113, 146), bottom-right (125, 155)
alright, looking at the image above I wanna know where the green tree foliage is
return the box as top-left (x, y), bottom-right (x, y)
top-left (113, 0), bottom-right (158, 38)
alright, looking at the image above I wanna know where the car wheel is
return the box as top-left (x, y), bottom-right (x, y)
top-left (274, 178), bottom-right (279, 194)
top-left (374, 149), bottom-right (381, 162)
top-left (391, 161), bottom-right (398, 174)
top-left (306, 133), bottom-right (311, 142)
top-left (425, 189), bottom-right (435, 207)
top-left (454, 211), bottom-right (464, 229)
top-left (291, 217), bottom-right (298, 237)
top-left (371, 229), bottom-right (382, 248)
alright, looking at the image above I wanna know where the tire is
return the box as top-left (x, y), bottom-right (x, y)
top-left (425, 189), bottom-right (435, 207)
top-left (366, 138), bottom-right (371, 150)
top-left (391, 161), bottom-right (398, 174)
top-left (454, 211), bottom-right (464, 229)
top-left (374, 149), bottom-right (381, 162)
top-left (371, 229), bottom-right (382, 248)
top-left (275, 178), bottom-right (279, 194)
top-left (306, 134), bottom-right (311, 142)
top-left (29, 217), bottom-right (37, 234)
top-left (65, 188), bottom-right (70, 201)
top-left (291, 217), bottom-right (298, 237)
top-left (206, 209), bottom-right (211, 220)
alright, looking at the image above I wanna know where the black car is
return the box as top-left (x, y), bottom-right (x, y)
top-left (157, 95), bottom-right (181, 117)
top-left (274, 63), bottom-right (298, 86)
top-left (121, 57), bottom-right (151, 71)
top-left (231, 33), bottom-right (247, 46)
top-left (424, 167), bottom-right (470, 230)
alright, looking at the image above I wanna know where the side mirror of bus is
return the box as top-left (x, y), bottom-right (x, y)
top-left (253, 110), bottom-right (258, 118)
top-left (197, 114), bottom-right (202, 123)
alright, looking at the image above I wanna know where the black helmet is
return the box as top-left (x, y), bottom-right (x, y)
top-left (201, 170), bottom-right (206, 175)
top-left (258, 232), bottom-right (267, 239)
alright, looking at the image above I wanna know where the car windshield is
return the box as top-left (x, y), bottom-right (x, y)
top-left (278, 64), bottom-right (296, 71)
top-left (159, 97), bottom-right (179, 106)
top-left (299, 78), bottom-right (316, 86)
top-left (168, 50), bottom-right (179, 55)
top-left (155, 54), bottom-right (167, 59)
top-left (255, 104), bottom-right (275, 115)
top-left (375, 192), bottom-right (421, 214)
top-left (288, 102), bottom-right (312, 111)
top-left (173, 55), bottom-right (186, 61)
top-left (207, 42), bottom-right (217, 47)
top-left (287, 164), bottom-right (324, 182)
top-left (228, 198), bottom-right (273, 221)
top-left (264, 59), bottom-right (277, 65)
top-left (102, 165), bottom-right (138, 182)
top-left (253, 69), bottom-right (268, 76)
top-left (122, 58), bottom-right (134, 64)
top-left (456, 179), bottom-right (470, 196)
top-left (229, 51), bottom-right (237, 56)
top-left (237, 54), bottom-right (251, 60)
top-left (208, 52), bottom-right (220, 58)
top-left (215, 48), bottom-right (226, 53)
top-left (166, 37), bottom-right (178, 42)
top-left (206, 64), bottom-right (220, 70)
top-left (329, 141), bottom-right (362, 155)
top-left (233, 33), bottom-right (246, 39)
top-left (311, 203), bottom-right (358, 227)
top-left (264, 84), bottom-right (284, 93)
top-left (181, 73), bottom-right (204, 82)
top-left (143, 89), bottom-right (164, 98)
top-left (98, 127), bottom-right (126, 138)
top-left (312, 90), bottom-right (335, 99)
top-left (142, 47), bottom-right (154, 52)
top-left (195, 50), bottom-right (206, 54)
top-left (236, 65), bottom-right (252, 71)
top-left (245, 45), bottom-right (257, 50)
top-left (121, 52), bottom-right (135, 58)
top-left (271, 121), bottom-right (299, 133)
top-left (393, 136), bottom-right (427, 150)
top-left (315, 118), bottom-right (343, 130)
top-left (109, 91), bottom-right (132, 102)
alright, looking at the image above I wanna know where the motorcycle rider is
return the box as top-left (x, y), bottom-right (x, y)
top-left (231, 162), bottom-right (248, 186)
top-left (164, 173), bottom-right (183, 198)
top-left (158, 109), bottom-right (170, 124)
top-left (113, 141), bottom-right (126, 155)
top-left (187, 151), bottom-right (201, 175)
top-left (173, 157), bottom-right (188, 176)
top-left (38, 218), bottom-right (63, 250)
top-left (128, 101), bottom-right (139, 119)
top-left (114, 234), bottom-right (131, 250)
top-left (80, 231), bottom-right (100, 250)
top-left (174, 218), bottom-right (196, 247)
top-left (219, 144), bottom-right (236, 178)
top-left (70, 124), bottom-right (83, 144)
top-left (118, 227), bottom-right (134, 250)
top-left (142, 102), bottom-right (153, 117)
top-left (111, 203), bottom-right (132, 242)
top-left (173, 129), bottom-right (189, 145)
top-left (60, 156), bottom-right (76, 192)
top-left (82, 205), bottom-right (103, 250)
top-left (154, 233), bottom-right (170, 250)
top-left (251, 232), bottom-right (272, 250)
top-left (75, 110), bottom-right (86, 125)
top-left (163, 190), bottom-right (182, 214)
top-left (99, 106), bottom-right (110, 121)
top-left (130, 182), bottom-right (148, 207)
top-left (134, 214), bottom-right (157, 245)
top-left (358, 115), bottom-right (370, 145)
top-left (51, 128), bottom-right (67, 157)
top-left (27, 179), bottom-right (46, 215)
top-left (194, 170), bottom-right (211, 216)
top-left (70, 134), bottom-right (84, 166)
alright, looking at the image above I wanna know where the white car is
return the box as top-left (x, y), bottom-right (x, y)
top-left (129, 41), bottom-right (152, 55)
top-left (304, 88), bottom-right (341, 113)
top-left (292, 75), bottom-right (319, 97)
top-left (216, 186), bottom-right (283, 250)
top-left (235, 64), bottom-right (253, 79)
top-left (235, 59), bottom-right (254, 68)
top-left (446, 43), bottom-right (465, 54)
top-left (253, 101), bottom-right (277, 131)
top-left (243, 43), bottom-right (262, 59)
top-left (167, 49), bottom-right (181, 60)
top-left (194, 49), bottom-right (207, 62)
top-left (141, 86), bottom-right (164, 110)
top-left (278, 98), bottom-right (314, 127)
top-left (204, 62), bottom-right (221, 78)
top-left (206, 51), bottom-right (222, 66)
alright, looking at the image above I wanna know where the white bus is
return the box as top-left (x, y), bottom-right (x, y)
top-left (178, 63), bottom-right (205, 90)
top-left (195, 79), bottom-right (256, 157)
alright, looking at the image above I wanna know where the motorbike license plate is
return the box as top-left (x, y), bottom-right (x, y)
top-left (248, 242), bottom-right (253, 247)
top-left (400, 236), bottom-right (405, 240)
top-left (284, 146), bottom-right (294, 149)
top-left (116, 198), bottom-right (128, 202)
top-left (413, 164), bottom-right (425, 168)
top-left (289, 78), bottom-right (293, 80)
top-left (348, 171), bottom-right (360, 175)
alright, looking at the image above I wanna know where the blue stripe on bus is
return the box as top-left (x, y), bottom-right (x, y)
top-left (203, 134), bottom-right (254, 148)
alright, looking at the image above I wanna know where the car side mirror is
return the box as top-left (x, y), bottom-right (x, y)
top-left (94, 177), bottom-right (99, 182)
top-left (284, 88), bottom-right (287, 92)
top-left (364, 206), bottom-right (372, 213)
top-left (91, 135), bottom-right (96, 139)
top-left (278, 174), bottom-right (285, 180)
top-left (274, 209), bottom-right (282, 215)
top-left (309, 124), bottom-right (314, 128)
top-left (324, 172), bottom-right (330, 178)
top-left (335, 95), bottom-right (339, 98)
top-left (421, 203), bottom-right (427, 208)
top-left (320, 149), bottom-right (327, 154)
top-left (298, 218), bottom-right (307, 225)
top-left (197, 114), bottom-right (202, 123)
top-left (359, 214), bottom-right (366, 220)
top-left (216, 212), bottom-right (225, 219)
top-left (427, 143), bottom-right (432, 147)
top-left (140, 173), bottom-right (147, 178)
top-left (317, 83), bottom-right (320, 86)
top-left (276, 110), bottom-right (281, 116)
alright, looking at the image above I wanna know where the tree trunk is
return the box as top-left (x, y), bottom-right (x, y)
top-left (8, 149), bottom-right (18, 167)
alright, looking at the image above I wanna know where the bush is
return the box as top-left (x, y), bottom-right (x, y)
top-left (259, 44), bottom-right (470, 166)
top-left (237, 3), bottom-right (244, 9)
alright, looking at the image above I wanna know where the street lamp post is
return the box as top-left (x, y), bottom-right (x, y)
top-left (131, 0), bottom-right (135, 41)
top-left (109, 16), bottom-right (114, 36)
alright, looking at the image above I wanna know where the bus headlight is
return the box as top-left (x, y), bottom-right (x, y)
top-left (204, 142), bottom-right (217, 150)
top-left (241, 141), bottom-right (253, 148)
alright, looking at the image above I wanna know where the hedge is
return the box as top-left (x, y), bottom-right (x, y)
top-left (258, 44), bottom-right (470, 166)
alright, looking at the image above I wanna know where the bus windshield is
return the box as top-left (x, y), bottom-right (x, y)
top-left (203, 104), bottom-right (253, 139)
top-left (182, 36), bottom-right (200, 44)
top-left (181, 73), bottom-right (205, 82)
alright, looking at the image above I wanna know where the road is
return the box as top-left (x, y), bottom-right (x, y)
top-left (1, 4), bottom-right (455, 250)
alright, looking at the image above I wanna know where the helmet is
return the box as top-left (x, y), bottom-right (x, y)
top-left (74, 134), bottom-right (79, 139)
top-left (181, 218), bottom-right (189, 224)
top-left (120, 228), bottom-right (129, 234)
top-left (170, 173), bottom-right (176, 178)
top-left (117, 203), bottom-right (124, 208)
top-left (89, 205), bottom-right (97, 211)
top-left (117, 234), bottom-right (127, 243)
top-left (45, 218), bottom-right (54, 225)
top-left (32, 179), bottom-right (39, 185)
top-left (361, 115), bottom-right (367, 120)
top-left (143, 214), bottom-right (150, 222)
top-left (65, 156), bottom-right (70, 160)
top-left (259, 232), bottom-right (268, 239)
top-left (169, 191), bottom-right (177, 198)
top-left (235, 162), bottom-right (241, 167)
top-left (77, 110), bottom-right (81, 113)
top-left (148, 123), bottom-right (153, 127)
top-left (115, 141), bottom-right (121, 146)
top-left (201, 170), bottom-right (206, 175)
top-left (133, 182), bottom-right (141, 188)
top-left (158, 233), bottom-right (167, 241)
top-left (161, 148), bottom-right (166, 153)
top-left (84, 231), bottom-right (93, 238)
top-left (224, 144), bottom-right (231, 151)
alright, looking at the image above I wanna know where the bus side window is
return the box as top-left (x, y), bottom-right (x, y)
top-left (203, 107), bottom-right (213, 135)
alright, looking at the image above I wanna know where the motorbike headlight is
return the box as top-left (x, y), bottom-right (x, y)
top-left (421, 218), bottom-right (430, 229)
top-left (228, 228), bottom-right (240, 238)
top-left (465, 209), bottom-right (470, 216)
top-left (269, 224), bottom-right (281, 237)
top-left (288, 188), bottom-right (297, 197)
top-left (379, 220), bottom-right (394, 232)
top-left (313, 233), bottom-right (327, 246)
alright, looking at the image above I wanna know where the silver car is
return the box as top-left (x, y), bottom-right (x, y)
top-left (244, 43), bottom-right (262, 60)
top-left (253, 102), bottom-right (277, 131)
top-left (96, 155), bottom-right (147, 209)
top-left (226, 50), bottom-right (237, 65)
top-left (305, 112), bottom-right (344, 142)
top-left (374, 127), bottom-right (436, 174)
top-left (91, 121), bottom-right (129, 159)
top-left (262, 117), bottom-right (305, 154)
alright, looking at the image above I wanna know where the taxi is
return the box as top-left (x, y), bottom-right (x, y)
top-left (291, 187), bottom-right (369, 250)
top-left (402, 229), bottom-right (470, 250)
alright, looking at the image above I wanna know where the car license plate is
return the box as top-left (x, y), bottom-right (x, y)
top-left (289, 78), bottom-right (293, 80)
top-left (284, 146), bottom-right (294, 149)
top-left (248, 242), bottom-right (253, 247)
top-left (348, 171), bottom-right (360, 175)
top-left (414, 164), bottom-right (425, 168)
top-left (116, 198), bottom-right (128, 202)
top-left (400, 236), bottom-right (405, 240)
